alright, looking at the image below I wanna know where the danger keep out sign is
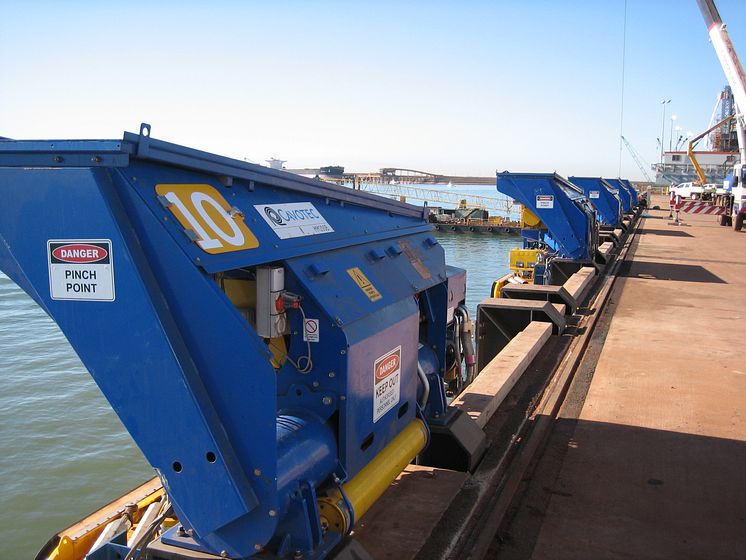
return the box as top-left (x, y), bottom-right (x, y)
top-left (373, 345), bottom-right (401, 423)
top-left (48, 240), bottom-right (115, 301)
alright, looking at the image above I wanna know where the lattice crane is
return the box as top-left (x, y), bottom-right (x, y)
top-left (620, 136), bottom-right (653, 182)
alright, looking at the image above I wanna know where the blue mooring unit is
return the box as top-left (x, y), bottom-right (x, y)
top-left (496, 172), bottom-right (598, 261)
top-left (0, 125), bottom-right (483, 559)
top-left (603, 177), bottom-right (637, 213)
top-left (621, 178), bottom-right (639, 205)
top-left (568, 176), bottom-right (623, 227)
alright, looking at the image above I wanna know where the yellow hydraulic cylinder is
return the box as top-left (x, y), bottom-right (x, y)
top-left (318, 418), bottom-right (428, 533)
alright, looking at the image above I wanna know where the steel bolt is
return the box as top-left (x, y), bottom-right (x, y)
top-left (328, 372), bottom-right (336, 378)
top-left (340, 349), bottom-right (347, 355)
top-left (221, 550), bottom-right (228, 558)
top-left (312, 381), bottom-right (320, 388)
top-left (322, 396), bottom-right (333, 406)
top-left (254, 543), bottom-right (263, 551)
top-left (254, 468), bottom-right (262, 476)
top-left (269, 509), bottom-right (277, 517)
top-left (340, 395), bottom-right (346, 401)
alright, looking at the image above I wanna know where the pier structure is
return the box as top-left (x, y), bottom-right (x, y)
top-left (354, 182), bottom-right (516, 214)
top-left (490, 196), bottom-right (746, 560)
top-left (283, 165), bottom-right (496, 186)
top-left (283, 166), bottom-right (515, 214)
top-left (343, 196), bottom-right (746, 559)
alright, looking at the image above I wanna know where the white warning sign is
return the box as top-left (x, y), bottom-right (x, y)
top-left (303, 318), bottom-right (320, 343)
top-left (589, 190), bottom-right (600, 199)
top-left (373, 345), bottom-right (401, 423)
top-left (47, 240), bottom-right (115, 301)
top-left (536, 195), bottom-right (554, 209)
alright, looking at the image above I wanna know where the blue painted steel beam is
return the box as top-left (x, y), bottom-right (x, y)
top-left (568, 176), bottom-right (623, 226)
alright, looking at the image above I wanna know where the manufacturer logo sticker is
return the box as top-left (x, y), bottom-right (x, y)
top-left (373, 346), bottom-right (402, 422)
top-left (254, 202), bottom-right (334, 239)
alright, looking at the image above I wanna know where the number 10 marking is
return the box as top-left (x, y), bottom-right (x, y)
top-left (155, 184), bottom-right (260, 255)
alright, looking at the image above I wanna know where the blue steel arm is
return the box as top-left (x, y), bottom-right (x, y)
top-left (496, 172), bottom-right (597, 261)
top-left (621, 179), bottom-right (638, 204)
top-left (568, 176), bottom-right (623, 227)
top-left (604, 178), bottom-right (633, 212)
top-left (0, 166), bottom-right (279, 557)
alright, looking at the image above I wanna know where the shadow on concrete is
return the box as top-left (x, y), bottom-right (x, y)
top-left (638, 228), bottom-right (694, 237)
top-left (617, 261), bottom-right (726, 283)
top-left (495, 418), bottom-right (746, 560)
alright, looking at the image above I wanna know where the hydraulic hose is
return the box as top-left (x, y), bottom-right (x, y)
top-left (417, 361), bottom-right (430, 409)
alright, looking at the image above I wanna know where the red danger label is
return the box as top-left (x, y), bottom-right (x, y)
top-left (375, 352), bottom-right (400, 381)
top-left (51, 243), bottom-right (109, 264)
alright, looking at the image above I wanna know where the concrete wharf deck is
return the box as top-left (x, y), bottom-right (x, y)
top-left (497, 199), bottom-right (746, 559)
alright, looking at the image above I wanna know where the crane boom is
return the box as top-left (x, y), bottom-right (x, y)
top-left (620, 135), bottom-right (653, 182)
top-left (697, 0), bottom-right (746, 164)
top-left (687, 114), bottom-right (735, 185)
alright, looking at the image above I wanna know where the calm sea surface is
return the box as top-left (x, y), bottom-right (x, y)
top-left (0, 229), bottom-right (519, 558)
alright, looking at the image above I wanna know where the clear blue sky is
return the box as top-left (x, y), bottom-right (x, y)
top-left (1, 0), bottom-right (745, 180)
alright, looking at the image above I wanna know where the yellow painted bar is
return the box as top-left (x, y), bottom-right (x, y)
top-left (344, 418), bottom-right (428, 520)
top-left (345, 418), bottom-right (428, 521)
top-left (318, 418), bottom-right (428, 534)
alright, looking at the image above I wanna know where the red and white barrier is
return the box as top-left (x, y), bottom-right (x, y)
top-left (675, 201), bottom-right (726, 215)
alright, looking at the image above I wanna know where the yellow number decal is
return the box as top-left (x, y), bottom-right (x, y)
top-left (155, 184), bottom-right (259, 254)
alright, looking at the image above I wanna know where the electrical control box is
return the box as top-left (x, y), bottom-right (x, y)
top-left (256, 266), bottom-right (286, 338)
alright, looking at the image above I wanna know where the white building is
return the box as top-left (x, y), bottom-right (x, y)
top-left (652, 150), bottom-right (739, 185)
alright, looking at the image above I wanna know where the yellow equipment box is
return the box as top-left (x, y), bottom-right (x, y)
top-left (509, 248), bottom-right (541, 279)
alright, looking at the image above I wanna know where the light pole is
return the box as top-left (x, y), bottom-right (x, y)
top-left (660, 99), bottom-right (671, 163)
top-left (674, 125), bottom-right (683, 150)
top-left (669, 114), bottom-right (678, 151)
